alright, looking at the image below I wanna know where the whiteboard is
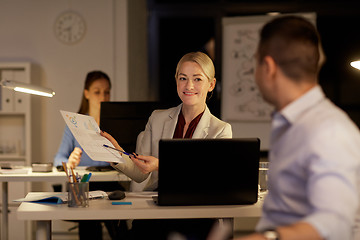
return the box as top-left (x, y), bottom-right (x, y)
top-left (221, 12), bottom-right (316, 122)
top-left (221, 13), bottom-right (316, 150)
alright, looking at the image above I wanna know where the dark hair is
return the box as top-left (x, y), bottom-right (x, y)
top-left (78, 71), bottom-right (111, 114)
top-left (257, 15), bottom-right (320, 81)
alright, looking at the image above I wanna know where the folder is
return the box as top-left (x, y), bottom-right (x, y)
top-left (14, 191), bottom-right (108, 204)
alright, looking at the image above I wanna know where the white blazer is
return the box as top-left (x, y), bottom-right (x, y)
top-left (112, 103), bottom-right (232, 190)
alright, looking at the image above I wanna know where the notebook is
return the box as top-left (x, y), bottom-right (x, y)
top-left (157, 138), bottom-right (260, 206)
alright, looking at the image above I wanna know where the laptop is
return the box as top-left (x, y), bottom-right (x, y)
top-left (157, 138), bottom-right (260, 206)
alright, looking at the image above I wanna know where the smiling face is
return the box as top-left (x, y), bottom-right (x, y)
top-left (176, 61), bottom-right (216, 109)
top-left (84, 78), bottom-right (111, 113)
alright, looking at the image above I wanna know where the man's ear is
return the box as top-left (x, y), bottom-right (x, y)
top-left (263, 56), bottom-right (277, 79)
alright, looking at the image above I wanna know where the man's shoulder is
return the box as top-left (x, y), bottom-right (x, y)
top-left (299, 99), bottom-right (360, 140)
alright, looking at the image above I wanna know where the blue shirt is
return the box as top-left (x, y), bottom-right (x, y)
top-left (54, 125), bottom-right (109, 167)
top-left (256, 86), bottom-right (360, 239)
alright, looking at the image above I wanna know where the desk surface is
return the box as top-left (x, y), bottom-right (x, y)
top-left (0, 167), bottom-right (130, 182)
top-left (1, 168), bottom-right (130, 240)
top-left (17, 192), bottom-right (263, 221)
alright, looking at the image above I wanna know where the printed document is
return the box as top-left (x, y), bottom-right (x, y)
top-left (14, 191), bottom-right (108, 204)
top-left (60, 110), bottom-right (124, 163)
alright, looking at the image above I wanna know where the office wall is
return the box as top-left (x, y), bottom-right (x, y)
top-left (0, 0), bottom-right (148, 166)
top-left (128, 0), bottom-right (151, 101)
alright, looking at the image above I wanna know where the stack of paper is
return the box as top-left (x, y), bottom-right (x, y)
top-left (0, 168), bottom-right (29, 174)
top-left (14, 191), bottom-right (108, 204)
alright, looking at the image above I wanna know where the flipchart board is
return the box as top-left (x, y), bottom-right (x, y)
top-left (221, 13), bottom-right (316, 150)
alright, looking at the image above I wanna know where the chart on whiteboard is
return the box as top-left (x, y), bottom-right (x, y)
top-left (222, 19), bottom-right (273, 121)
top-left (221, 13), bottom-right (316, 121)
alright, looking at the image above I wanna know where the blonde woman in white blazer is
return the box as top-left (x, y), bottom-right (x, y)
top-left (102, 52), bottom-right (232, 240)
top-left (101, 52), bottom-right (232, 191)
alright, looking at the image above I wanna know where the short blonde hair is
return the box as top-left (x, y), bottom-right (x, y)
top-left (175, 52), bottom-right (215, 82)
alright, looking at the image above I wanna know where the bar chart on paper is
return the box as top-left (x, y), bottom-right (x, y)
top-left (60, 110), bottom-right (125, 163)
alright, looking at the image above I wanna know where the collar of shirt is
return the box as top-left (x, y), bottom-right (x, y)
top-left (275, 85), bottom-right (326, 125)
top-left (173, 110), bottom-right (204, 139)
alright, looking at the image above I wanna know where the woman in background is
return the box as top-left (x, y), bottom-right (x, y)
top-left (102, 52), bottom-right (232, 239)
top-left (54, 70), bottom-right (126, 240)
top-left (54, 70), bottom-right (111, 169)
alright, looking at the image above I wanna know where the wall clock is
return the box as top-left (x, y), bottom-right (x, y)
top-left (54, 11), bottom-right (86, 45)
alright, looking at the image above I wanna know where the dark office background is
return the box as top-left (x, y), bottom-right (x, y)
top-left (147, 0), bottom-right (360, 128)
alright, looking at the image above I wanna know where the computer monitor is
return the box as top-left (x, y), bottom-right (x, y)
top-left (100, 101), bottom-right (171, 153)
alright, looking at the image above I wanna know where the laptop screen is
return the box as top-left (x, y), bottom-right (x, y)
top-left (158, 138), bottom-right (260, 206)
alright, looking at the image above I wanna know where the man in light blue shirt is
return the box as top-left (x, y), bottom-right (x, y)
top-left (236, 16), bottom-right (360, 240)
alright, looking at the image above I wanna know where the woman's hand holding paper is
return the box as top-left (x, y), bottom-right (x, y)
top-left (100, 131), bottom-right (125, 153)
top-left (131, 155), bottom-right (159, 174)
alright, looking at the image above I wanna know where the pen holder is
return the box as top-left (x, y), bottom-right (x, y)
top-left (67, 182), bottom-right (89, 208)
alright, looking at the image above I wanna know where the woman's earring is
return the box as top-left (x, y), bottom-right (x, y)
top-left (207, 91), bottom-right (214, 101)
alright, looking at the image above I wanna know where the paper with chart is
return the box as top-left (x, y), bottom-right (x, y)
top-left (60, 110), bottom-right (124, 163)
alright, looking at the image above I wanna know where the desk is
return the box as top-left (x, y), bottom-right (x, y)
top-left (0, 167), bottom-right (130, 240)
top-left (17, 192), bottom-right (263, 240)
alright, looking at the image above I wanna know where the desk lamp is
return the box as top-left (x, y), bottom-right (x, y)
top-left (350, 60), bottom-right (360, 70)
top-left (0, 79), bottom-right (55, 97)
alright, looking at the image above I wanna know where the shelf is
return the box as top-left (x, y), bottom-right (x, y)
top-left (0, 155), bottom-right (26, 161)
top-left (0, 112), bottom-right (26, 116)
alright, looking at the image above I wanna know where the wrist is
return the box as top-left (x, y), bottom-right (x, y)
top-left (262, 229), bottom-right (280, 240)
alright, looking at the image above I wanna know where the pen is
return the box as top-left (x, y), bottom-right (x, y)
top-left (86, 172), bottom-right (92, 182)
top-left (62, 162), bottom-right (80, 205)
top-left (112, 202), bottom-right (132, 205)
top-left (102, 144), bottom-right (137, 158)
top-left (62, 162), bottom-right (69, 179)
top-left (76, 172), bottom-right (81, 182)
top-left (81, 174), bottom-right (88, 182)
top-left (70, 167), bottom-right (77, 183)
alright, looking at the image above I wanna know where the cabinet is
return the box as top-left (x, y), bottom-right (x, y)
top-left (0, 62), bottom-right (31, 164)
top-left (0, 62), bottom-right (31, 240)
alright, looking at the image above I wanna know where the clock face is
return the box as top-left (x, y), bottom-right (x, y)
top-left (54, 11), bottom-right (86, 45)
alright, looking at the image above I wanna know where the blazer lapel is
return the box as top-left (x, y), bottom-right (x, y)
top-left (162, 104), bottom-right (182, 139)
top-left (192, 106), bottom-right (210, 138)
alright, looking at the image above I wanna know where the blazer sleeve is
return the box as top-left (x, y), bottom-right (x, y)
top-left (111, 154), bottom-right (149, 183)
top-left (110, 111), bottom-right (157, 183)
